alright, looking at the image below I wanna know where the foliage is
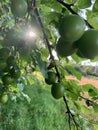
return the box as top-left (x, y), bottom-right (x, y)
top-left (0, 75), bottom-right (66, 130)
top-left (0, 0), bottom-right (98, 129)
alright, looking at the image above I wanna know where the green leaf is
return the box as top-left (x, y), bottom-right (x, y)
top-left (46, 12), bottom-right (61, 26)
top-left (71, 54), bottom-right (83, 63)
top-left (66, 65), bottom-right (82, 80)
top-left (67, 91), bottom-right (79, 100)
top-left (65, 80), bottom-right (81, 100)
top-left (80, 105), bottom-right (91, 114)
top-left (82, 84), bottom-right (95, 91)
top-left (92, 95), bottom-right (98, 100)
top-left (59, 66), bottom-right (69, 77)
top-left (87, 10), bottom-right (98, 29)
top-left (64, 0), bottom-right (77, 4)
top-left (8, 85), bottom-right (20, 93)
top-left (26, 75), bottom-right (35, 85)
top-left (40, 0), bottom-right (62, 12)
top-left (88, 88), bottom-right (98, 97)
top-left (93, 0), bottom-right (98, 12)
top-left (94, 124), bottom-right (98, 129)
top-left (74, 101), bottom-right (81, 110)
top-left (93, 104), bottom-right (98, 112)
top-left (40, 0), bottom-right (54, 5)
top-left (77, 0), bottom-right (91, 9)
top-left (40, 48), bottom-right (49, 60)
top-left (82, 84), bottom-right (98, 97)
top-left (32, 50), bottom-right (48, 78)
top-left (88, 15), bottom-right (98, 29)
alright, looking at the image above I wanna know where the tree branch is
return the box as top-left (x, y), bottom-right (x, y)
top-left (66, 87), bottom-right (98, 105)
top-left (57, 0), bottom-right (77, 15)
top-left (33, 7), bottom-right (53, 59)
top-left (31, 0), bottom-right (61, 81)
top-left (63, 96), bottom-right (79, 130)
top-left (80, 95), bottom-right (98, 106)
top-left (57, 0), bottom-right (94, 29)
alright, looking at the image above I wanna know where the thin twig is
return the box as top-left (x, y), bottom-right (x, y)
top-left (80, 95), bottom-right (98, 105)
top-left (63, 96), bottom-right (79, 130)
top-left (66, 86), bottom-right (98, 105)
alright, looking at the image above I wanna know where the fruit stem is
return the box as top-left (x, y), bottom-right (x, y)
top-left (57, 0), bottom-right (94, 29)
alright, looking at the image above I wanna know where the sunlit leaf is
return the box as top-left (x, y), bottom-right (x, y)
top-left (31, 50), bottom-right (48, 78)
top-left (80, 105), bottom-right (91, 114)
top-left (87, 10), bottom-right (98, 29)
top-left (66, 65), bottom-right (82, 80)
top-left (74, 101), bottom-right (81, 110)
top-left (94, 124), bottom-right (98, 129)
top-left (92, 0), bottom-right (98, 12)
top-left (93, 104), bottom-right (98, 112)
top-left (65, 80), bottom-right (81, 100)
top-left (71, 53), bottom-right (85, 63)
top-left (88, 15), bottom-right (98, 29)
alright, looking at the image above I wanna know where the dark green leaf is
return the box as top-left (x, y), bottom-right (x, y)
top-left (88, 88), bottom-right (98, 97)
top-left (77, 0), bottom-right (91, 9)
top-left (82, 84), bottom-right (98, 97)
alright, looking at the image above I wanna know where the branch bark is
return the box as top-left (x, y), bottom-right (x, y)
top-left (31, 0), bottom-right (61, 81)
top-left (63, 96), bottom-right (79, 130)
top-left (57, 0), bottom-right (94, 29)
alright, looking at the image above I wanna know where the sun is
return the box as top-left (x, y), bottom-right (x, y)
top-left (29, 31), bottom-right (35, 37)
top-left (25, 29), bottom-right (37, 39)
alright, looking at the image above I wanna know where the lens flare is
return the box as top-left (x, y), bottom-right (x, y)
top-left (26, 29), bottom-right (37, 40)
top-left (28, 31), bottom-right (36, 38)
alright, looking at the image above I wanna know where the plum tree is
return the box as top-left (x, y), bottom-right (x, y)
top-left (0, 0), bottom-right (98, 129)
